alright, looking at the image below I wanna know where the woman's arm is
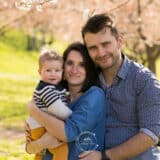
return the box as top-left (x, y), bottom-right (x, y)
top-left (28, 87), bottom-right (106, 143)
top-left (24, 122), bottom-right (63, 154)
top-left (28, 100), bottom-right (67, 142)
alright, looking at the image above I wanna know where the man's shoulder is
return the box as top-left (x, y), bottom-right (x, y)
top-left (127, 59), bottom-right (160, 94)
top-left (126, 58), bottom-right (156, 81)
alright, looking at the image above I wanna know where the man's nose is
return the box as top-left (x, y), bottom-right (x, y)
top-left (98, 46), bottom-right (105, 56)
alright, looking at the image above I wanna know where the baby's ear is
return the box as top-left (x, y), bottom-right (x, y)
top-left (38, 69), bottom-right (41, 75)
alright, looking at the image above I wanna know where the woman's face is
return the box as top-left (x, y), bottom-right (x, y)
top-left (64, 50), bottom-right (86, 88)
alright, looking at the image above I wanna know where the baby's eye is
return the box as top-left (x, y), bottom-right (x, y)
top-left (55, 69), bottom-right (61, 72)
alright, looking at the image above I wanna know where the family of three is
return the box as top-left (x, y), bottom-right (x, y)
top-left (25, 13), bottom-right (160, 160)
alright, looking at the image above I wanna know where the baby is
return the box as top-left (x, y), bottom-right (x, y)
top-left (26, 48), bottom-right (72, 160)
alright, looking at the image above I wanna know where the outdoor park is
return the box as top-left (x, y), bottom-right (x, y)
top-left (0, 0), bottom-right (160, 159)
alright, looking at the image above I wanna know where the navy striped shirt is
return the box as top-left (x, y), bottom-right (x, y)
top-left (33, 80), bottom-right (67, 109)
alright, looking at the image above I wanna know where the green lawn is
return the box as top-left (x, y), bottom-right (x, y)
top-left (0, 41), bottom-right (37, 159)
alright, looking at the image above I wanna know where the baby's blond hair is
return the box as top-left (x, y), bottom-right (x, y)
top-left (39, 48), bottom-right (63, 69)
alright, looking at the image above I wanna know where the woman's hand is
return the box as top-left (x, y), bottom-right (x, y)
top-left (38, 132), bottom-right (63, 149)
top-left (26, 140), bottom-right (44, 154)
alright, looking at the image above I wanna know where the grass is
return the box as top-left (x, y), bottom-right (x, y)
top-left (0, 78), bottom-right (35, 159)
top-left (0, 40), bottom-right (38, 159)
top-left (0, 138), bottom-right (34, 160)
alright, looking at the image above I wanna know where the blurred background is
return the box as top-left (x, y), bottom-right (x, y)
top-left (0, 0), bottom-right (160, 159)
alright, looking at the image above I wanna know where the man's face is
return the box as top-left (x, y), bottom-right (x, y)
top-left (84, 28), bottom-right (122, 71)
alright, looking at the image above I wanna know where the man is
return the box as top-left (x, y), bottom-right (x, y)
top-left (79, 13), bottom-right (160, 160)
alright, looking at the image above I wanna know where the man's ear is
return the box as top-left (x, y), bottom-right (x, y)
top-left (117, 35), bottom-right (123, 49)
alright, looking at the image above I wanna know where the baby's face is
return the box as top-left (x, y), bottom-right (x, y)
top-left (39, 60), bottom-right (63, 85)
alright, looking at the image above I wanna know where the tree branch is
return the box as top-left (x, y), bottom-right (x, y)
top-left (107, 0), bottom-right (130, 12)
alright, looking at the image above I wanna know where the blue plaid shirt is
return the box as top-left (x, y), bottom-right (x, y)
top-left (100, 54), bottom-right (160, 160)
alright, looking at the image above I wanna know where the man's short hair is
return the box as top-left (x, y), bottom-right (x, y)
top-left (81, 13), bottom-right (119, 41)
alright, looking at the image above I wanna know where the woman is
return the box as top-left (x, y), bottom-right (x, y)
top-left (25, 42), bottom-right (106, 160)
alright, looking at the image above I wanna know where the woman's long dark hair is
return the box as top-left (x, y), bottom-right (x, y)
top-left (62, 42), bottom-right (100, 92)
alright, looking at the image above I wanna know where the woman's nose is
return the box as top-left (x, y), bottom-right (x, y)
top-left (71, 65), bottom-right (79, 73)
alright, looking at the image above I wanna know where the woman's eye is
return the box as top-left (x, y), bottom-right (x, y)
top-left (66, 61), bottom-right (73, 66)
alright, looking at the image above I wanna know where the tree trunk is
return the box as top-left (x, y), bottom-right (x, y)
top-left (147, 54), bottom-right (156, 73)
top-left (146, 45), bottom-right (156, 73)
top-left (27, 34), bottom-right (38, 50)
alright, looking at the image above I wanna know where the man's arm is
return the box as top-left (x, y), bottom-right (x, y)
top-left (106, 132), bottom-right (156, 160)
top-left (79, 132), bottom-right (156, 160)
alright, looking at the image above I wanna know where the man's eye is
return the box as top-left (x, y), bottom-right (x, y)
top-left (102, 42), bottom-right (110, 47)
top-left (88, 46), bottom-right (97, 52)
